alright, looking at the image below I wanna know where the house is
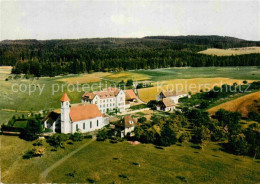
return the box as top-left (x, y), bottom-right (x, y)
top-left (124, 89), bottom-right (137, 102)
top-left (115, 115), bottom-right (137, 138)
top-left (82, 87), bottom-right (126, 113)
top-left (156, 98), bottom-right (176, 112)
top-left (43, 93), bottom-right (109, 134)
top-left (156, 91), bottom-right (189, 104)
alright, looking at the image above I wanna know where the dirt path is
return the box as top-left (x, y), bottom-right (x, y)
top-left (39, 137), bottom-right (96, 183)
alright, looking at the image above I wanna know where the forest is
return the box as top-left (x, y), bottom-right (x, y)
top-left (0, 35), bottom-right (259, 77)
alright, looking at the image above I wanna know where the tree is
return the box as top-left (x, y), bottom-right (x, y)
top-left (157, 122), bottom-right (177, 146)
top-left (192, 125), bottom-right (211, 148)
top-left (126, 79), bottom-right (133, 86)
top-left (138, 117), bottom-right (147, 124)
top-left (97, 129), bottom-right (108, 141)
top-left (20, 118), bottom-right (43, 141)
top-left (147, 100), bottom-right (158, 110)
top-left (47, 134), bottom-right (69, 148)
top-left (229, 133), bottom-right (248, 155)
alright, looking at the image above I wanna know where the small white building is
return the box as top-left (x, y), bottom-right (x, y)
top-left (82, 87), bottom-right (126, 113)
top-left (43, 93), bottom-right (109, 134)
top-left (156, 91), bottom-right (189, 104)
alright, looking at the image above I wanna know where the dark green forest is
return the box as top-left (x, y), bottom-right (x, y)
top-left (0, 35), bottom-right (259, 77)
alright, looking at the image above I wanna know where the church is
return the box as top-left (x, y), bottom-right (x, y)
top-left (43, 93), bottom-right (109, 134)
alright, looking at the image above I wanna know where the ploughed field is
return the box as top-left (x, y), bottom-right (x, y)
top-left (0, 66), bottom-right (259, 125)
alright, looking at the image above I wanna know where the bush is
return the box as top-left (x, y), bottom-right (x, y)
top-left (23, 150), bottom-right (34, 159)
top-left (33, 139), bottom-right (43, 146)
top-left (70, 132), bottom-right (83, 142)
top-left (84, 134), bottom-right (93, 139)
top-left (47, 134), bottom-right (70, 148)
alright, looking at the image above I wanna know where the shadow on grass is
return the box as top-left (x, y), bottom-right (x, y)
top-left (176, 176), bottom-right (187, 183)
top-left (154, 146), bottom-right (164, 150)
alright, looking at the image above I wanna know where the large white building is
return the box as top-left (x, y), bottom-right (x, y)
top-left (82, 87), bottom-right (126, 113)
top-left (43, 93), bottom-right (109, 134)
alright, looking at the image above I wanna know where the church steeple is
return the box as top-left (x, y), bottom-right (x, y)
top-left (60, 93), bottom-right (70, 102)
top-left (61, 93), bottom-right (71, 134)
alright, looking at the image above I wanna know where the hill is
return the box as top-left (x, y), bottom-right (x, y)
top-left (199, 47), bottom-right (260, 56)
top-left (1, 35), bottom-right (260, 77)
top-left (208, 91), bottom-right (260, 117)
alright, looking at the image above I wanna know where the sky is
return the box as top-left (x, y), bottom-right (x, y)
top-left (1, 0), bottom-right (260, 41)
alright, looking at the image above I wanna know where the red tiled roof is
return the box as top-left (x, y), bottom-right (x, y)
top-left (125, 89), bottom-right (137, 100)
top-left (60, 93), bottom-right (70, 102)
top-left (82, 88), bottom-right (122, 100)
top-left (70, 104), bottom-right (102, 122)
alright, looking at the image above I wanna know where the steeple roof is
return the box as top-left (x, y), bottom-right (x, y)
top-left (60, 93), bottom-right (70, 102)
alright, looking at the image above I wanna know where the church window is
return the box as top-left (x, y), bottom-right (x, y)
top-left (90, 121), bottom-right (92, 128)
top-left (97, 120), bottom-right (99, 127)
top-left (83, 123), bottom-right (85, 129)
top-left (76, 124), bottom-right (78, 130)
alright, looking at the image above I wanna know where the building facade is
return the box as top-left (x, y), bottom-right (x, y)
top-left (82, 87), bottom-right (126, 113)
top-left (43, 93), bottom-right (109, 134)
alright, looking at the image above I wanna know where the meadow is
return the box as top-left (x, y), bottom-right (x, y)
top-left (208, 91), bottom-right (260, 117)
top-left (1, 135), bottom-right (259, 183)
top-left (199, 46), bottom-right (260, 56)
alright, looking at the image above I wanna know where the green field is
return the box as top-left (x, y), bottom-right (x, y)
top-left (1, 135), bottom-right (259, 183)
top-left (0, 66), bottom-right (259, 125)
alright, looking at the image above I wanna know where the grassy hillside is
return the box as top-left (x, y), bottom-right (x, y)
top-left (1, 135), bottom-right (259, 183)
top-left (208, 91), bottom-right (260, 117)
top-left (199, 47), bottom-right (260, 56)
top-left (1, 66), bottom-right (259, 125)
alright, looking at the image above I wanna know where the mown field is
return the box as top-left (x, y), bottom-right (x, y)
top-left (1, 135), bottom-right (259, 183)
top-left (199, 47), bottom-right (260, 56)
top-left (137, 77), bottom-right (255, 102)
top-left (0, 66), bottom-right (259, 125)
top-left (208, 91), bottom-right (260, 117)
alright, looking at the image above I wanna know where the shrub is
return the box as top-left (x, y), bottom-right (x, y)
top-left (23, 150), bottom-right (34, 159)
top-left (70, 132), bottom-right (83, 142)
top-left (20, 118), bottom-right (43, 141)
top-left (33, 139), bottom-right (43, 146)
top-left (84, 135), bottom-right (93, 139)
top-left (47, 134), bottom-right (70, 148)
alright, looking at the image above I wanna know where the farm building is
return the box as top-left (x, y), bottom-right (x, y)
top-left (157, 91), bottom-right (189, 104)
top-left (156, 98), bottom-right (176, 112)
top-left (43, 93), bottom-right (109, 134)
top-left (124, 89), bottom-right (137, 102)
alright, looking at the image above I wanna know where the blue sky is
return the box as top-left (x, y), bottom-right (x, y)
top-left (1, 0), bottom-right (259, 40)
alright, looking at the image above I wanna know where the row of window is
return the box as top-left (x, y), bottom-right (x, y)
top-left (76, 120), bottom-right (99, 130)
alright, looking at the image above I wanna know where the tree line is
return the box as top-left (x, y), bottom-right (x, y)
top-left (1, 36), bottom-right (259, 77)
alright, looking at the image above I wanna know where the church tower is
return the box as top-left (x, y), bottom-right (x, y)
top-left (60, 93), bottom-right (71, 133)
